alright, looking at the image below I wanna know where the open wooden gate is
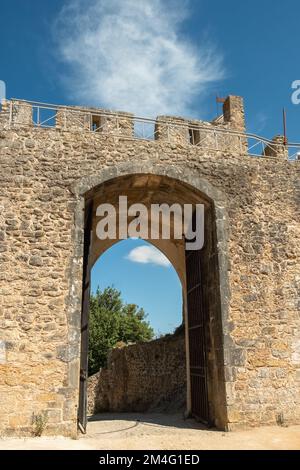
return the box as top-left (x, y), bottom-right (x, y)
top-left (78, 200), bottom-right (93, 433)
top-left (185, 245), bottom-right (209, 424)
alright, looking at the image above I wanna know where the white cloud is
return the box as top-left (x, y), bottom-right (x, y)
top-left (253, 112), bottom-right (268, 133)
top-left (54, 0), bottom-right (224, 117)
top-left (126, 245), bottom-right (171, 268)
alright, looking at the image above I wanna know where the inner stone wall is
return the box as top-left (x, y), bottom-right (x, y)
top-left (87, 332), bottom-right (186, 416)
top-left (0, 95), bottom-right (299, 437)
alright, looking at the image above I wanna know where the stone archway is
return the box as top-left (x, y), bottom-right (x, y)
top-left (70, 163), bottom-right (230, 432)
top-left (86, 238), bottom-right (186, 420)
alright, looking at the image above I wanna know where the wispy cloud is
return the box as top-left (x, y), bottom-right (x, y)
top-left (253, 112), bottom-right (268, 133)
top-left (126, 246), bottom-right (171, 268)
top-left (54, 0), bottom-right (224, 117)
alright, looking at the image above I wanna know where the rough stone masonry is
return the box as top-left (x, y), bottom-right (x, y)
top-left (0, 95), bottom-right (299, 437)
top-left (87, 332), bottom-right (186, 416)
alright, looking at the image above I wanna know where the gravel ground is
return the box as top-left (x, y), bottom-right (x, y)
top-left (1, 413), bottom-right (299, 450)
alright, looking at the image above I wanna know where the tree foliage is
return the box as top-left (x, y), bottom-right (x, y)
top-left (88, 287), bottom-right (154, 376)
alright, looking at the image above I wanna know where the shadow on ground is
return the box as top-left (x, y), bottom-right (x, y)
top-left (87, 412), bottom-right (221, 436)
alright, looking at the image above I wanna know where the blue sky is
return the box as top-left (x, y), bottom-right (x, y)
top-left (1, 0), bottom-right (299, 334)
top-left (0, 0), bottom-right (299, 139)
top-left (91, 239), bottom-right (183, 336)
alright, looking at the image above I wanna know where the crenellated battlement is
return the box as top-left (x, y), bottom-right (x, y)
top-left (1, 96), bottom-right (299, 159)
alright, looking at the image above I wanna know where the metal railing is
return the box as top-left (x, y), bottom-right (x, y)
top-left (2, 99), bottom-right (300, 160)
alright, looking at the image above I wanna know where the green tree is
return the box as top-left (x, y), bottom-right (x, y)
top-left (88, 287), bottom-right (154, 376)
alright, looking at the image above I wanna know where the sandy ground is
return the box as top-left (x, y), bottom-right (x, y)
top-left (0, 413), bottom-right (300, 450)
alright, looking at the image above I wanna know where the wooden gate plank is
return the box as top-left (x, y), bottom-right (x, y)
top-left (78, 199), bottom-right (93, 433)
top-left (185, 246), bottom-right (209, 424)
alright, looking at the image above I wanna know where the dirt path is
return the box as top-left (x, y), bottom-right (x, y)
top-left (1, 413), bottom-right (299, 450)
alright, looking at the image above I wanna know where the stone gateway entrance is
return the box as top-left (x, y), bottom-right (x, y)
top-left (0, 96), bottom-right (299, 437)
top-left (77, 173), bottom-right (228, 432)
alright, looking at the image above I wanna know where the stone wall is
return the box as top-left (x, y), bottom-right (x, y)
top-left (87, 332), bottom-right (186, 415)
top-left (0, 95), bottom-right (299, 436)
